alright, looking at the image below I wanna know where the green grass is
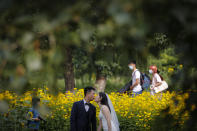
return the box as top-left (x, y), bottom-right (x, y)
top-left (57, 76), bottom-right (131, 93)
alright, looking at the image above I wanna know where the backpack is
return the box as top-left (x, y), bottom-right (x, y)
top-left (134, 70), bottom-right (151, 91)
top-left (140, 73), bottom-right (151, 90)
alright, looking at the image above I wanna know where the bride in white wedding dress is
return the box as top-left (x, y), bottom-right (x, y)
top-left (95, 92), bottom-right (120, 131)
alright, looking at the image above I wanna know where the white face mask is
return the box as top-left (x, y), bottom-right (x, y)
top-left (149, 69), bottom-right (153, 74)
top-left (129, 65), bottom-right (134, 70)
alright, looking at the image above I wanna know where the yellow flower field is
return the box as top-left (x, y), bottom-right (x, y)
top-left (0, 87), bottom-right (190, 130)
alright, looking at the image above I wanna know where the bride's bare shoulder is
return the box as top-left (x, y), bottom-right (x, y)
top-left (101, 105), bottom-right (110, 112)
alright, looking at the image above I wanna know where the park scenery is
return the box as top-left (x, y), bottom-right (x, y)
top-left (0, 0), bottom-right (197, 131)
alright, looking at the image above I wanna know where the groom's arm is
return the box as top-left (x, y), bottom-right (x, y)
top-left (70, 102), bottom-right (77, 131)
top-left (92, 107), bottom-right (97, 131)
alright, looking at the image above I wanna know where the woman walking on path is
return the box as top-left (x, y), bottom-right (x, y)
top-left (149, 65), bottom-right (163, 95)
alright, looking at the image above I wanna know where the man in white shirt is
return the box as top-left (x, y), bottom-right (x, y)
top-left (128, 60), bottom-right (143, 97)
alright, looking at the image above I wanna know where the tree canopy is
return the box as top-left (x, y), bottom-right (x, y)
top-left (0, 0), bottom-right (197, 129)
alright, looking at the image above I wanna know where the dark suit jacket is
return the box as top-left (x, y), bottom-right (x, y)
top-left (70, 100), bottom-right (96, 131)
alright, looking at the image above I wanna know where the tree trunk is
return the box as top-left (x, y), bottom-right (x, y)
top-left (64, 47), bottom-right (75, 91)
top-left (94, 71), bottom-right (106, 92)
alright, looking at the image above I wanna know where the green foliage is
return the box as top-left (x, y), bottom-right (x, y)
top-left (0, 0), bottom-right (148, 94)
top-left (0, 0), bottom-right (197, 130)
top-left (0, 106), bottom-right (28, 130)
top-left (147, 47), bottom-right (179, 81)
top-left (74, 75), bottom-right (129, 94)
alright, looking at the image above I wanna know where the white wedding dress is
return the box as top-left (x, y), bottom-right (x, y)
top-left (99, 109), bottom-right (118, 131)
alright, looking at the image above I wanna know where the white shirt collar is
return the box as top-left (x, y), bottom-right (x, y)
top-left (83, 99), bottom-right (90, 104)
top-left (83, 99), bottom-right (86, 104)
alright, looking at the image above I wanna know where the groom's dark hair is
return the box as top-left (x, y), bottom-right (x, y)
top-left (84, 86), bottom-right (95, 96)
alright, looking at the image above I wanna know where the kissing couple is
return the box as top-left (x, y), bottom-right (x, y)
top-left (70, 86), bottom-right (120, 131)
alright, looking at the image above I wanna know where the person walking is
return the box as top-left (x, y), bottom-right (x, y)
top-left (128, 60), bottom-right (143, 97)
top-left (149, 65), bottom-right (163, 95)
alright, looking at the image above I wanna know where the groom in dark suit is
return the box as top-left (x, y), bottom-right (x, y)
top-left (70, 86), bottom-right (96, 131)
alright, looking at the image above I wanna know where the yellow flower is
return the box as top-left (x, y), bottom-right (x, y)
top-left (21, 122), bottom-right (25, 127)
top-left (0, 86), bottom-right (188, 129)
top-left (179, 64), bottom-right (183, 69)
top-left (191, 104), bottom-right (196, 111)
top-left (183, 93), bottom-right (189, 99)
top-left (28, 111), bottom-right (33, 118)
top-left (168, 67), bottom-right (174, 73)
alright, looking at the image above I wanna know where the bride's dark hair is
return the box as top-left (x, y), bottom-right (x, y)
top-left (99, 92), bottom-right (111, 113)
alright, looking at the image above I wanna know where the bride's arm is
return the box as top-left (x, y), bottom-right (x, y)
top-left (97, 119), bottom-right (102, 131)
top-left (102, 106), bottom-right (112, 131)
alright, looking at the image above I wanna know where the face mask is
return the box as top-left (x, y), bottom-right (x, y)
top-left (129, 65), bottom-right (133, 70)
top-left (149, 69), bottom-right (153, 74)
